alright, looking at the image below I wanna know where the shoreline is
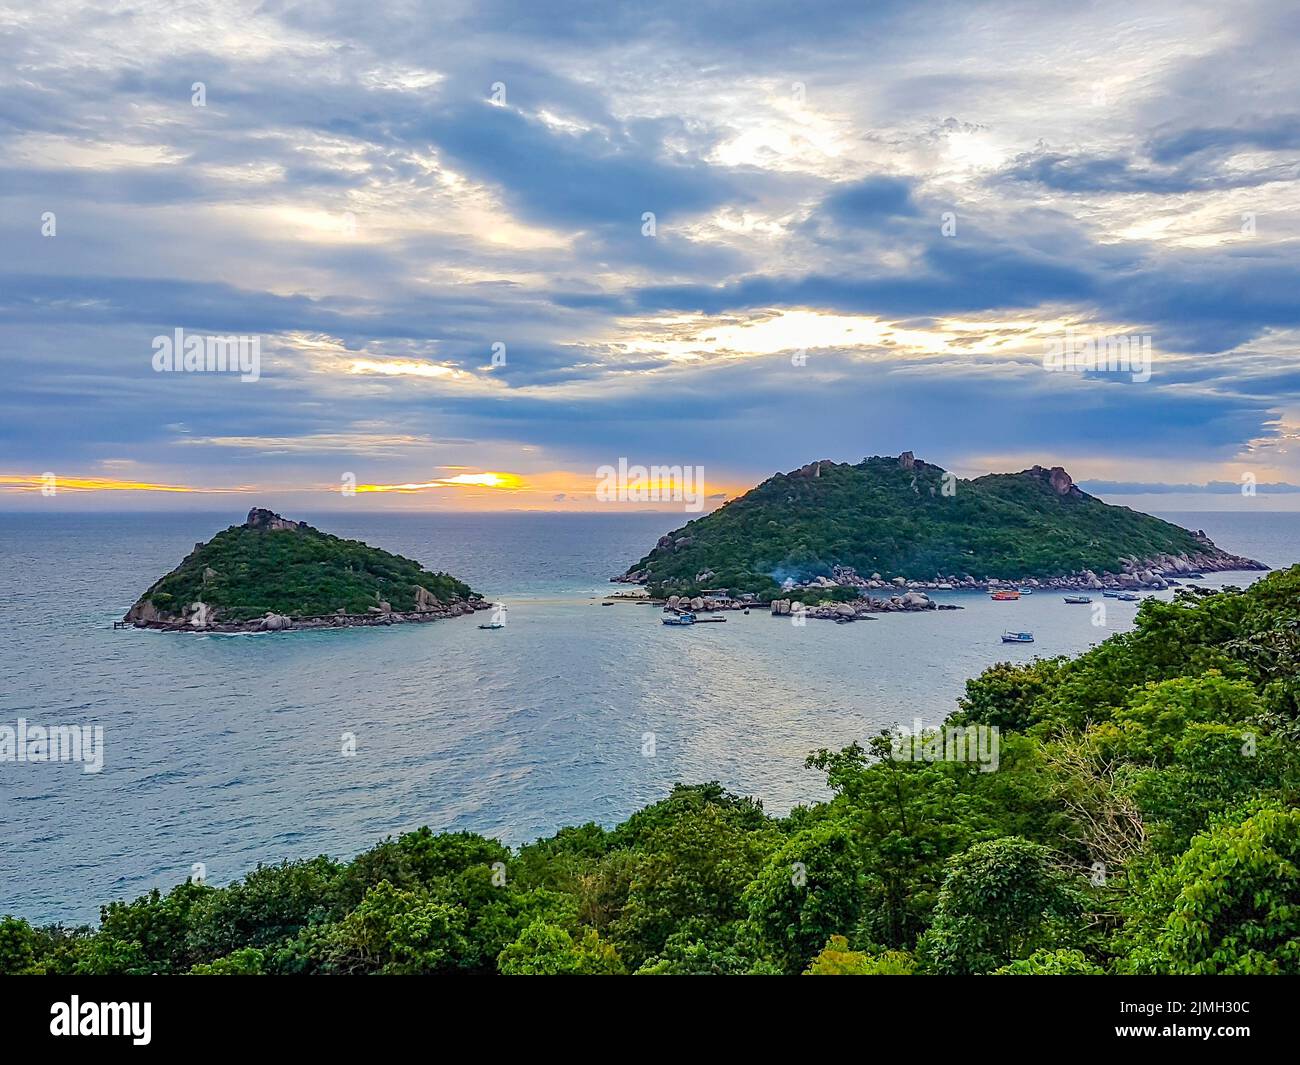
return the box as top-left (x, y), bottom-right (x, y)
top-left (119, 599), bottom-right (494, 633)
top-left (614, 549), bottom-right (1268, 599)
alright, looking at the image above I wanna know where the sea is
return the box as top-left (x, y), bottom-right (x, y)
top-left (1, 509), bottom-right (1295, 924)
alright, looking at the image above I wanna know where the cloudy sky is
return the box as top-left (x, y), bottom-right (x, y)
top-left (2, 0), bottom-right (1298, 511)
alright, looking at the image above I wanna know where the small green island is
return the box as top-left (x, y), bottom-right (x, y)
top-left (619, 453), bottom-right (1265, 602)
top-left (122, 508), bottom-right (487, 632)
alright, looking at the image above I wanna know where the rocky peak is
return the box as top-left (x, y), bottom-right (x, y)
top-left (793, 460), bottom-right (835, 479)
top-left (1024, 465), bottom-right (1082, 498)
top-left (244, 508), bottom-right (307, 532)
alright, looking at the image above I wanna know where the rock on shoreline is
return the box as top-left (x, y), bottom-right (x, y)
top-left (818, 545), bottom-right (1267, 595)
top-left (769, 590), bottom-right (957, 621)
top-left (617, 547), bottom-right (1267, 599)
top-left (124, 598), bottom-right (493, 634)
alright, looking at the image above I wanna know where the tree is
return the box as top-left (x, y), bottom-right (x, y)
top-left (497, 921), bottom-right (624, 975)
top-left (190, 947), bottom-right (265, 975)
top-left (993, 948), bottom-right (1104, 975)
top-left (806, 738), bottom-right (1001, 948)
top-left (744, 822), bottom-right (865, 973)
top-left (0, 917), bottom-right (41, 975)
top-left (1121, 804), bottom-right (1300, 974)
top-left (608, 784), bottom-right (776, 967)
top-left (804, 936), bottom-right (914, 975)
top-left (319, 880), bottom-right (467, 975)
top-left (919, 837), bottom-right (1086, 974)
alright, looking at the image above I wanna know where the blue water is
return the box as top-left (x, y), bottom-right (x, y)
top-left (1, 509), bottom-right (1294, 924)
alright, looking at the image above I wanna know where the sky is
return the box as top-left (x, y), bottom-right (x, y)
top-left (2, 0), bottom-right (1299, 512)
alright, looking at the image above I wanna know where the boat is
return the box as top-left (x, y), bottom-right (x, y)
top-left (478, 621), bottom-right (506, 630)
top-left (990, 589), bottom-right (1021, 601)
top-left (1102, 590), bottom-right (1121, 598)
top-left (1183, 572), bottom-right (1205, 580)
top-left (1063, 595), bottom-right (1092, 604)
top-left (662, 612), bottom-right (697, 626)
top-left (1113, 592), bottom-right (1140, 601)
top-left (1001, 631), bottom-right (1035, 643)
top-left (1017, 587), bottom-right (1034, 595)
top-left (694, 614), bottom-right (727, 623)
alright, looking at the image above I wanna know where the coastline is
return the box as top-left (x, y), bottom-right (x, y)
top-left (120, 598), bottom-right (493, 633)
top-left (615, 546), bottom-right (1268, 600)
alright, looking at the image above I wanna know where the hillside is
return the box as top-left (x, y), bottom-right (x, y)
top-left (620, 453), bottom-right (1264, 597)
top-left (123, 508), bottom-right (483, 630)
top-left (12, 565), bottom-right (1300, 975)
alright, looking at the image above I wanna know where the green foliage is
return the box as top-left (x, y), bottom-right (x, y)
top-left (993, 948), bottom-right (1105, 975)
top-left (805, 737), bottom-right (1011, 948)
top-left (0, 917), bottom-right (43, 975)
top-left (498, 922), bottom-right (625, 975)
top-left (804, 936), bottom-right (915, 975)
top-left (137, 518), bottom-right (476, 621)
top-left (744, 822), bottom-right (865, 973)
top-left (190, 948), bottom-right (266, 975)
top-left (12, 566), bottom-right (1300, 976)
top-left (629, 456), bottom-right (1219, 597)
top-left (185, 856), bottom-right (341, 961)
top-left (634, 924), bottom-right (777, 974)
top-left (610, 784), bottom-right (778, 968)
top-left (918, 837), bottom-right (1087, 974)
top-left (1120, 804), bottom-right (1300, 974)
top-left (317, 879), bottom-right (468, 974)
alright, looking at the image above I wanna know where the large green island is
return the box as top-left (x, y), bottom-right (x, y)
top-left (618, 453), bottom-right (1265, 601)
top-left (122, 508), bottom-right (487, 632)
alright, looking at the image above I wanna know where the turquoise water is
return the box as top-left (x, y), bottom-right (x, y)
top-left (0, 509), bottom-right (1292, 923)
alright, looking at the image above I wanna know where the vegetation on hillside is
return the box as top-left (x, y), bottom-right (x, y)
top-left (624, 456), bottom-right (1231, 598)
top-left (130, 514), bottom-right (476, 622)
top-left (9, 567), bottom-right (1299, 975)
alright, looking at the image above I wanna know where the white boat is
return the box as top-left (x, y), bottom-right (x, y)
top-left (662, 612), bottom-right (697, 626)
top-left (1001, 631), bottom-right (1034, 643)
top-left (1063, 595), bottom-right (1092, 604)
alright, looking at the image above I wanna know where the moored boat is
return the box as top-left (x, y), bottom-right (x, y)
top-left (662, 612), bottom-right (697, 626)
top-left (990, 589), bottom-right (1021, 601)
top-left (1063, 594), bottom-right (1092, 604)
top-left (1001, 630), bottom-right (1035, 643)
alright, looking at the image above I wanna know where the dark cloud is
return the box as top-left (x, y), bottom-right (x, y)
top-left (2, 0), bottom-right (1298, 497)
